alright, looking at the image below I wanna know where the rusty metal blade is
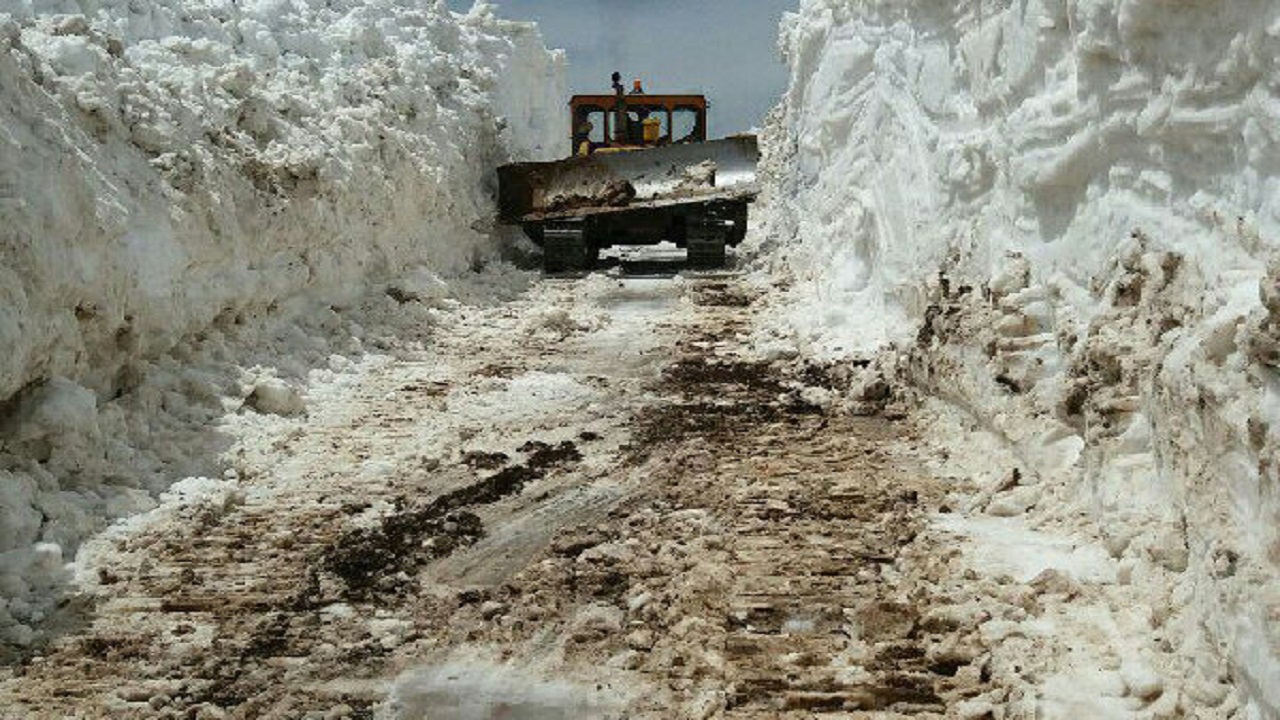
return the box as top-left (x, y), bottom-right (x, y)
top-left (497, 135), bottom-right (759, 223)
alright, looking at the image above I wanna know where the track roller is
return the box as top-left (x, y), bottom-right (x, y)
top-left (542, 221), bottom-right (593, 274)
top-left (686, 219), bottom-right (729, 269)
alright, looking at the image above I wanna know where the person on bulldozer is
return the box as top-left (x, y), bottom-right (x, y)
top-left (612, 71), bottom-right (627, 144)
top-left (609, 71), bottom-right (656, 145)
top-left (575, 121), bottom-right (595, 156)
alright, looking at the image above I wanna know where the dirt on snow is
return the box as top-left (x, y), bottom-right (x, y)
top-left (0, 273), bottom-right (1107, 718)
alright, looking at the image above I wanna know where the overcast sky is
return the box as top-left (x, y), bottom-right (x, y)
top-left (452, 0), bottom-right (796, 136)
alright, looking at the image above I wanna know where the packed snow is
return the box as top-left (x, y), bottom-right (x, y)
top-left (753, 0), bottom-right (1280, 715)
top-left (0, 0), bottom-right (562, 647)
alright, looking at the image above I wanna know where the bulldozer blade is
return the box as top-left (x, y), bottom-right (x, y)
top-left (497, 135), bottom-right (759, 223)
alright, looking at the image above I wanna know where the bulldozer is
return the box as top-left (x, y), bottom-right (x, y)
top-left (497, 75), bottom-right (759, 273)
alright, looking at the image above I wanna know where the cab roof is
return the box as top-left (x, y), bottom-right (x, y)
top-left (570, 94), bottom-right (707, 110)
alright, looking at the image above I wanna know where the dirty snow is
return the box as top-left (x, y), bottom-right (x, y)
top-left (754, 0), bottom-right (1280, 715)
top-left (0, 0), bottom-right (562, 647)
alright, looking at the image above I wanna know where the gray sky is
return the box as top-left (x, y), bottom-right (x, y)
top-left (453, 0), bottom-right (796, 136)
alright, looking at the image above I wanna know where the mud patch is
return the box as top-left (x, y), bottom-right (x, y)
top-left (475, 363), bottom-right (519, 379)
top-left (77, 636), bottom-right (150, 661)
top-left (694, 282), bottom-right (754, 308)
top-left (519, 440), bottom-right (584, 470)
top-left (461, 451), bottom-right (510, 470)
top-left (662, 358), bottom-right (785, 393)
top-left (324, 441), bottom-right (582, 598)
top-left (796, 360), bottom-right (849, 391)
top-left (631, 400), bottom-right (812, 451)
top-left (634, 358), bottom-right (821, 453)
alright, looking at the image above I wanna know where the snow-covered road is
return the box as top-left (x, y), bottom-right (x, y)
top-left (0, 272), bottom-right (685, 716)
top-left (0, 269), bottom-right (1208, 718)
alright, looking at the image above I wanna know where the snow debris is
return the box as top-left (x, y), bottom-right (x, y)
top-left (524, 306), bottom-right (600, 339)
top-left (753, 0), bottom-right (1280, 715)
top-left (0, 377), bottom-right (100, 462)
top-left (386, 268), bottom-right (455, 309)
top-left (0, 0), bottom-right (563, 648)
top-left (243, 376), bottom-right (306, 417)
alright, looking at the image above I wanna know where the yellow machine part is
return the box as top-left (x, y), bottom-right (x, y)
top-left (642, 117), bottom-right (661, 143)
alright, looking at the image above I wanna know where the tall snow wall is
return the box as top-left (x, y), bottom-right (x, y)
top-left (760, 0), bottom-right (1280, 714)
top-left (0, 0), bottom-right (563, 646)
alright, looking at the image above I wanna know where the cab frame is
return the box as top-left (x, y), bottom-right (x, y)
top-left (569, 94), bottom-right (708, 156)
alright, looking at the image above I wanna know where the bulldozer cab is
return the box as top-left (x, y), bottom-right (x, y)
top-left (571, 94), bottom-right (707, 156)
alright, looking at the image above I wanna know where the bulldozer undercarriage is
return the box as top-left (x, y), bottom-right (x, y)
top-left (685, 220), bottom-right (730, 269)
top-left (541, 217), bottom-right (731, 274)
top-left (542, 221), bottom-right (595, 274)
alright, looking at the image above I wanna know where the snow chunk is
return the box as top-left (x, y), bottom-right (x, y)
top-left (244, 377), bottom-right (306, 417)
top-left (936, 515), bottom-right (1118, 585)
top-left (387, 268), bottom-right (454, 308)
top-left (2, 377), bottom-right (99, 445)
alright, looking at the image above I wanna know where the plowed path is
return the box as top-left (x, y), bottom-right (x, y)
top-left (0, 274), bottom-right (1046, 718)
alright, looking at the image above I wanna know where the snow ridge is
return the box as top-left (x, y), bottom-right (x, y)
top-left (758, 0), bottom-right (1280, 715)
top-left (0, 0), bottom-right (562, 646)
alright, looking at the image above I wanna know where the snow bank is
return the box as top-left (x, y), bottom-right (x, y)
top-left (758, 0), bottom-right (1280, 714)
top-left (0, 0), bottom-right (562, 646)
